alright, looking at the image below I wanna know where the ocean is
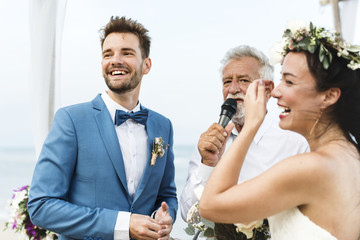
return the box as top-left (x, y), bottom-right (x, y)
top-left (0, 144), bottom-right (194, 239)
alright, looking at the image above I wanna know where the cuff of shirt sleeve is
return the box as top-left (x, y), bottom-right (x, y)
top-left (198, 162), bottom-right (214, 183)
top-left (114, 211), bottom-right (131, 240)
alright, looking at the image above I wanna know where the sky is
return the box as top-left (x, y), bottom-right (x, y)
top-left (1, 0), bottom-right (358, 150)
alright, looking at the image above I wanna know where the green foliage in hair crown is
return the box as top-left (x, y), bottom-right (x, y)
top-left (269, 20), bottom-right (360, 70)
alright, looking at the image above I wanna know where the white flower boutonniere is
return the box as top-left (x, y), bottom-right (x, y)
top-left (150, 137), bottom-right (169, 166)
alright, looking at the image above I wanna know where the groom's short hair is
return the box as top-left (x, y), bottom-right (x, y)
top-left (99, 16), bottom-right (151, 59)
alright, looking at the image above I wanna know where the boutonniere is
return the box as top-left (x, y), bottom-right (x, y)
top-left (150, 137), bottom-right (169, 166)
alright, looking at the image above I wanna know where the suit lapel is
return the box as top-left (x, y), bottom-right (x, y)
top-left (133, 109), bottom-right (155, 202)
top-left (92, 95), bottom-right (130, 199)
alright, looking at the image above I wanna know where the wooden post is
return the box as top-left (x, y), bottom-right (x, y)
top-left (331, 0), bottom-right (342, 39)
top-left (320, 0), bottom-right (343, 39)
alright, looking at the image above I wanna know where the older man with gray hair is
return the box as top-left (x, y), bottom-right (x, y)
top-left (180, 45), bottom-right (309, 237)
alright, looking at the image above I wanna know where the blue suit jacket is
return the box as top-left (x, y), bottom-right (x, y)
top-left (28, 94), bottom-right (178, 240)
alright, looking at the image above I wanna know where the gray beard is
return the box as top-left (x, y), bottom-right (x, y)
top-left (232, 102), bottom-right (245, 126)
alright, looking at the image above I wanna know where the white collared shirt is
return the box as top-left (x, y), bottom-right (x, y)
top-left (179, 111), bottom-right (310, 220)
top-left (101, 91), bottom-right (148, 240)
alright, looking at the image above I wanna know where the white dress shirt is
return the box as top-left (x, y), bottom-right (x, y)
top-left (179, 111), bottom-right (310, 221)
top-left (101, 91), bottom-right (148, 240)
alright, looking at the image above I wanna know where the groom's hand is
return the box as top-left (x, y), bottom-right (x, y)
top-left (129, 213), bottom-right (164, 240)
top-left (155, 202), bottom-right (173, 240)
top-left (198, 123), bottom-right (234, 167)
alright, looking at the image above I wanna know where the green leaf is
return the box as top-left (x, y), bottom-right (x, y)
top-left (202, 218), bottom-right (215, 229)
top-left (203, 227), bottom-right (215, 237)
top-left (308, 44), bottom-right (316, 53)
top-left (283, 29), bottom-right (292, 37)
top-left (298, 37), bottom-right (310, 51)
top-left (319, 46), bottom-right (325, 62)
top-left (344, 45), bottom-right (360, 52)
top-left (328, 52), bottom-right (333, 64)
top-left (342, 55), bottom-right (351, 60)
top-left (323, 56), bottom-right (330, 69)
top-left (184, 224), bottom-right (195, 235)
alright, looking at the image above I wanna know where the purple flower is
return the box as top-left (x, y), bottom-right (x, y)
top-left (15, 185), bottom-right (28, 192)
top-left (12, 220), bottom-right (17, 229)
top-left (25, 218), bottom-right (38, 239)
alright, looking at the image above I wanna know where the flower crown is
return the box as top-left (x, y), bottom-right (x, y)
top-left (269, 20), bottom-right (360, 70)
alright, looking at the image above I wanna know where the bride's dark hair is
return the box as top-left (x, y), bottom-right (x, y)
top-left (302, 48), bottom-right (360, 152)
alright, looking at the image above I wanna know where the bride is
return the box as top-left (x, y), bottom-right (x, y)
top-left (199, 21), bottom-right (360, 240)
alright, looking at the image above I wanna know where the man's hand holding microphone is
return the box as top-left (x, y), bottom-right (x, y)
top-left (198, 98), bottom-right (237, 167)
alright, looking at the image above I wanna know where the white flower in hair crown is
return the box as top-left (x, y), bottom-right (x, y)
top-left (269, 20), bottom-right (360, 70)
top-left (150, 137), bottom-right (169, 166)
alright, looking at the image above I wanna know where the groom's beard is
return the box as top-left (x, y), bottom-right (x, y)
top-left (227, 93), bottom-right (245, 126)
top-left (104, 63), bottom-right (143, 94)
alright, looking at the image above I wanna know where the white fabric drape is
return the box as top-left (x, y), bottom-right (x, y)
top-left (340, 0), bottom-right (360, 43)
top-left (29, 0), bottom-right (67, 157)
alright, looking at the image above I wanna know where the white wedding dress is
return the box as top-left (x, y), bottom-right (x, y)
top-left (268, 207), bottom-right (338, 240)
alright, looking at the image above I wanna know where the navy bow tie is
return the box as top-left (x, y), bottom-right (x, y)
top-left (115, 109), bottom-right (148, 126)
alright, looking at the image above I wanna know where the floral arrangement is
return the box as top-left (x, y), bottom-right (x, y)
top-left (185, 200), bottom-right (215, 239)
top-left (185, 186), bottom-right (270, 240)
top-left (4, 185), bottom-right (58, 240)
top-left (269, 20), bottom-right (360, 70)
top-left (150, 137), bottom-right (169, 166)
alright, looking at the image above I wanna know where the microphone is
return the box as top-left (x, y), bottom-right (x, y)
top-left (218, 98), bottom-right (237, 127)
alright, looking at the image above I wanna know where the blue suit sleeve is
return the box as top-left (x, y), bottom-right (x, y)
top-left (27, 108), bottom-right (118, 240)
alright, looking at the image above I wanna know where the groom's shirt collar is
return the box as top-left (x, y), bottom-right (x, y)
top-left (101, 90), bottom-right (141, 124)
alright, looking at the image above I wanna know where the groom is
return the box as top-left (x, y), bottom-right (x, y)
top-left (28, 16), bottom-right (177, 240)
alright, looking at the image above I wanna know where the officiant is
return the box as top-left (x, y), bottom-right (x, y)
top-left (180, 45), bottom-right (309, 237)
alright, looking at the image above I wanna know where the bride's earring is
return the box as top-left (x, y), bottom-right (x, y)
top-left (309, 108), bottom-right (323, 135)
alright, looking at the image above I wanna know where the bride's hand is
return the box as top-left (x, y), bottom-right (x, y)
top-left (244, 79), bottom-right (268, 129)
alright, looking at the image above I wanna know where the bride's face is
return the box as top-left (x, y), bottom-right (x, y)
top-left (271, 52), bottom-right (324, 135)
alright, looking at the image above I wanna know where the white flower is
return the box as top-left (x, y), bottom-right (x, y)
top-left (12, 191), bottom-right (27, 207)
top-left (269, 40), bottom-right (285, 66)
top-left (234, 219), bottom-right (264, 239)
top-left (286, 20), bottom-right (308, 33)
top-left (187, 202), bottom-right (200, 224)
top-left (348, 62), bottom-right (360, 70)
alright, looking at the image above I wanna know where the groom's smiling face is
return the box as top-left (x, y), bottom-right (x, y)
top-left (101, 32), bottom-right (151, 94)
